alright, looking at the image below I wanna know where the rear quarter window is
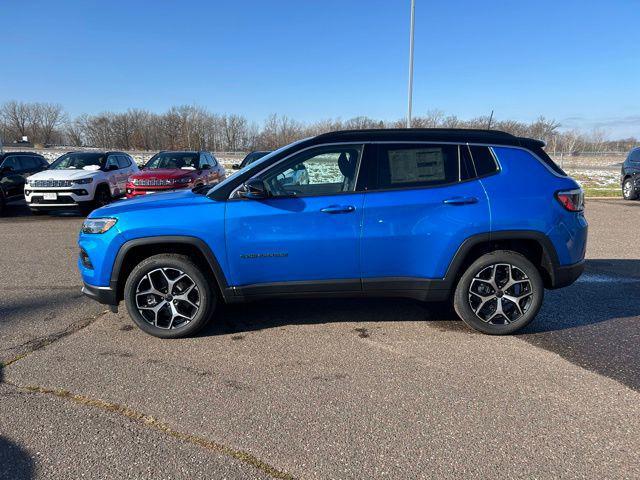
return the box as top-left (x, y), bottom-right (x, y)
top-left (468, 146), bottom-right (499, 177)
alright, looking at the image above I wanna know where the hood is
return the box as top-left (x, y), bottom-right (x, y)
top-left (27, 169), bottom-right (98, 181)
top-left (131, 168), bottom-right (195, 180)
top-left (90, 188), bottom-right (213, 217)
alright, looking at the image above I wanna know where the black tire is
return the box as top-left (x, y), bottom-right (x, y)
top-left (93, 184), bottom-right (112, 208)
top-left (0, 193), bottom-right (5, 216)
top-left (622, 178), bottom-right (638, 200)
top-left (124, 254), bottom-right (216, 338)
top-left (29, 208), bottom-right (46, 216)
top-left (453, 250), bottom-right (544, 335)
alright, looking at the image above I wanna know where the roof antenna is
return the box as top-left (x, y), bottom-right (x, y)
top-left (486, 110), bottom-right (494, 130)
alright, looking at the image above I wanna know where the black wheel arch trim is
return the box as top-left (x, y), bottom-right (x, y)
top-left (443, 230), bottom-right (571, 289)
top-left (109, 235), bottom-right (230, 303)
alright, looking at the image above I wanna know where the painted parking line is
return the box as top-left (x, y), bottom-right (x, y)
top-left (575, 273), bottom-right (640, 284)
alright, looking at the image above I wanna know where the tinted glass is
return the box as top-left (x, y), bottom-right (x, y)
top-left (208, 153), bottom-right (218, 166)
top-left (1, 156), bottom-right (22, 171)
top-left (242, 151), bottom-right (269, 167)
top-left (630, 149), bottom-right (640, 163)
top-left (468, 146), bottom-right (499, 177)
top-left (377, 144), bottom-right (459, 189)
top-left (49, 153), bottom-right (105, 170)
top-left (460, 146), bottom-right (476, 180)
top-left (117, 155), bottom-right (131, 168)
top-left (22, 156), bottom-right (40, 170)
top-left (262, 145), bottom-right (362, 197)
top-left (145, 152), bottom-right (200, 169)
top-left (106, 155), bottom-right (119, 169)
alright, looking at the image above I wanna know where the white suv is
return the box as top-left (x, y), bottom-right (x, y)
top-left (25, 151), bottom-right (138, 214)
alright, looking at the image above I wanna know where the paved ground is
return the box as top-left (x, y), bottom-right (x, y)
top-left (1, 198), bottom-right (639, 479)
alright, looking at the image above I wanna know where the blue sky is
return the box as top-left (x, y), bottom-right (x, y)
top-left (1, 0), bottom-right (638, 138)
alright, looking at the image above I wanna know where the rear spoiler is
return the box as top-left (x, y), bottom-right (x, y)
top-left (516, 137), bottom-right (546, 149)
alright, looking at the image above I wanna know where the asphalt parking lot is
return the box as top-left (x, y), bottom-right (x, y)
top-left (1, 198), bottom-right (639, 479)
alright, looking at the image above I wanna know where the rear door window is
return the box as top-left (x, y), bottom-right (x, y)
top-left (106, 155), bottom-right (120, 170)
top-left (117, 155), bottom-right (131, 168)
top-left (376, 144), bottom-right (461, 189)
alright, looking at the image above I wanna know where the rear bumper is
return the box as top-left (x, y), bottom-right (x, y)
top-left (81, 282), bottom-right (118, 307)
top-left (550, 259), bottom-right (585, 289)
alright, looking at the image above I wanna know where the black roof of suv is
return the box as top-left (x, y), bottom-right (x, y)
top-left (315, 128), bottom-right (545, 149)
top-left (1, 151), bottom-right (46, 160)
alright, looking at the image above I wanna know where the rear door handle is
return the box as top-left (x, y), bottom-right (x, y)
top-left (443, 196), bottom-right (479, 205)
top-left (320, 205), bottom-right (356, 214)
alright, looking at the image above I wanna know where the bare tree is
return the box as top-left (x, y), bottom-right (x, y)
top-left (35, 103), bottom-right (66, 145)
top-left (0, 101), bottom-right (31, 140)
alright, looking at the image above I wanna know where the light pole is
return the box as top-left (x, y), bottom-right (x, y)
top-left (406, 0), bottom-right (416, 128)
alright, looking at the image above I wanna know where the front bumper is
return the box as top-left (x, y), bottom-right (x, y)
top-left (26, 188), bottom-right (93, 208)
top-left (82, 282), bottom-right (119, 310)
top-left (125, 184), bottom-right (189, 198)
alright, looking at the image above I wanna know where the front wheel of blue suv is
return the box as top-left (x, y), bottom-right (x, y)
top-left (124, 254), bottom-right (216, 338)
top-left (454, 250), bottom-right (545, 335)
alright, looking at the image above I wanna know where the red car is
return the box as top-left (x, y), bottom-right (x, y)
top-left (126, 151), bottom-right (225, 198)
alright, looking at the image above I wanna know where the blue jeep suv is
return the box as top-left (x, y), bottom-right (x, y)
top-left (78, 129), bottom-right (587, 337)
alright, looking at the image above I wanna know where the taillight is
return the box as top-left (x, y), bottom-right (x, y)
top-left (556, 188), bottom-right (584, 212)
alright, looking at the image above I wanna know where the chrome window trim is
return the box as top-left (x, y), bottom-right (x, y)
top-left (227, 140), bottom-right (564, 199)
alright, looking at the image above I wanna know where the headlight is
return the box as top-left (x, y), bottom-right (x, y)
top-left (81, 218), bottom-right (117, 234)
top-left (74, 177), bottom-right (94, 185)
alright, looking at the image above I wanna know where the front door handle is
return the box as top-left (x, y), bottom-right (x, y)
top-left (320, 205), bottom-right (356, 214)
top-left (443, 196), bottom-right (479, 205)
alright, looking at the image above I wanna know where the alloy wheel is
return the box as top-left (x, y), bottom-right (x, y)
top-left (623, 180), bottom-right (632, 198)
top-left (468, 263), bottom-right (533, 324)
top-left (135, 267), bottom-right (200, 329)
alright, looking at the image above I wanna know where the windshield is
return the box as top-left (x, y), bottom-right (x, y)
top-left (145, 152), bottom-right (200, 170)
top-left (49, 153), bottom-right (105, 170)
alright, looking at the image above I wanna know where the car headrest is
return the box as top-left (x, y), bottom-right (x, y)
top-left (338, 151), bottom-right (356, 178)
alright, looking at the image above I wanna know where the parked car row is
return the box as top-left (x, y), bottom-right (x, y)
top-left (0, 150), bottom-right (229, 215)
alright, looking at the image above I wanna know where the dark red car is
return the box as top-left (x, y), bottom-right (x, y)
top-left (126, 151), bottom-right (225, 198)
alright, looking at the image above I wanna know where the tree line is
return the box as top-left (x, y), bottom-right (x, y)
top-left (0, 100), bottom-right (636, 153)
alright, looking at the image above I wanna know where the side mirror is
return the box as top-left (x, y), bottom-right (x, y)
top-left (232, 163), bottom-right (241, 170)
top-left (201, 164), bottom-right (211, 170)
top-left (0, 166), bottom-right (12, 174)
top-left (106, 164), bottom-right (118, 171)
top-left (240, 178), bottom-right (268, 199)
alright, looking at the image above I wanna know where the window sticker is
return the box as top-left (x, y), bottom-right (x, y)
top-left (388, 148), bottom-right (445, 184)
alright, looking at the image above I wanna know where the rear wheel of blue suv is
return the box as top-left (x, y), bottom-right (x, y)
top-left (78, 129), bottom-right (587, 338)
